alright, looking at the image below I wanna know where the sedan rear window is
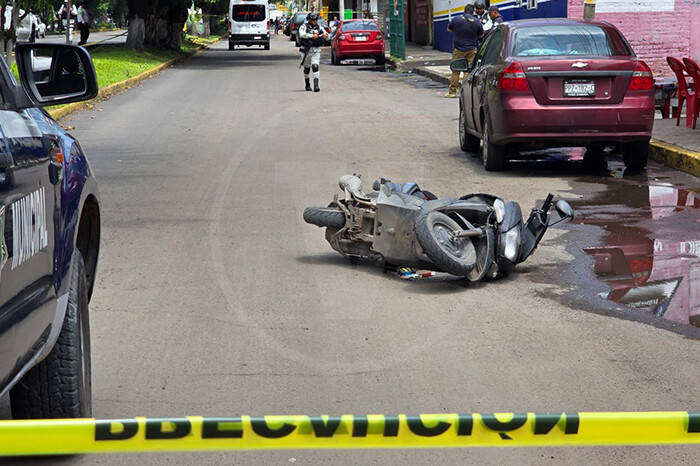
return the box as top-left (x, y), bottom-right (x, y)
top-left (232, 5), bottom-right (266, 22)
top-left (341, 21), bottom-right (379, 32)
top-left (511, 25), bottom-right (632, 57)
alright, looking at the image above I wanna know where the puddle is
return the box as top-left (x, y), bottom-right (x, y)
top-left (569, 182), bottom-right (700, 328)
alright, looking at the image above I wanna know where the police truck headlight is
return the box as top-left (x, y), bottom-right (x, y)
top-left (493, 198), bottom-right (505, 223)
top-left (503, 227), bottom-right (521, 262)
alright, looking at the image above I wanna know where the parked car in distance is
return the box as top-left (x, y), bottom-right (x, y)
top-left (331, 19), bottom-right (385, 65)
top-left (0, 42), bottom-right (101, 420)
top-left (453, 19), bottom-right (655, 171)
top-left (3, 6), bottom-right (40, 42)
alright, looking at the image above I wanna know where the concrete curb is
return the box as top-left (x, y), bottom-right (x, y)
top-left (649, 139), bottom-right (700, 178)
top-left (48, 46), bottom-right (205, 121)
top-left (412, 67), bottom-right (451, 86)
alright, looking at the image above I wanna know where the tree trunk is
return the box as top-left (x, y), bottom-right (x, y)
top-left (125, 0), bottom-right (187, 51)
top-left (125, 16), bottom-right (146, 52)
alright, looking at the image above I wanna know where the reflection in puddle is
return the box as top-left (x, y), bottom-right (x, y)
top-left (573, 185), bottom-right (700, 328)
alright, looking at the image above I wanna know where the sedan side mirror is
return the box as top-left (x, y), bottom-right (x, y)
top-left (450, 58), bottom-right (471, 72)
top-left (15, 43), bottom-right (98, 106)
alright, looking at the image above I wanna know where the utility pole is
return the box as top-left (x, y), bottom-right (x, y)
top-left (65, 0), bottom-right (72, 44)
top-left (583, 0), bottom-right (595, 20)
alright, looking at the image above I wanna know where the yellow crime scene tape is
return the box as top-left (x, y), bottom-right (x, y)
top-left (1, 412), bottom-right (700, 455)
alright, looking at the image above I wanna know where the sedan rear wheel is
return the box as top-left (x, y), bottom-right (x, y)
top-left (481, 124), bottom-right (507, 171)
top-left (622, 140), bottom-right (649, 171)
top-left (331, 49), bottom-right (339, 65)
top-left (459, 104), bottom-right (480, 153)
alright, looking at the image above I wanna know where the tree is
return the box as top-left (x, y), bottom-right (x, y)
top-left (125, 0), bottom-right (189, 52)
top-left (196, 0), bottom-right (227, 36)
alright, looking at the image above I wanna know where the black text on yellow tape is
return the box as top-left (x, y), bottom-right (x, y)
top-left (1, 412), bottom-right (700, 455)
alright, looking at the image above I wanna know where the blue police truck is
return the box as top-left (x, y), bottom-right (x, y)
top-left (0, 43), bottom-right (100, 419)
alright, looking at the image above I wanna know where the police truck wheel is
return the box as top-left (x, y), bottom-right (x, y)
top-left (415, 211), bottom-right (477, 276)
top-left (228, 42), bottom-right (234, 50)
top-left (264, 43), bottom-right (270, 50)
top-left (459, 105), bottom-right (480, 152)
top-left (10, 251), bottom-right (92, 419)
top-left (303, 206), bottom-right (346, 230)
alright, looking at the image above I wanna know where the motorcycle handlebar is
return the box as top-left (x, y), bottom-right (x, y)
top-left (541, 193), bottom-right (554, 213)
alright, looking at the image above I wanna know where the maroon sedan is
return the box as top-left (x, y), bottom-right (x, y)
top-left (453, 19), bottom-right (655, 171)
top-left (331, 19), bottom-right (385, 66)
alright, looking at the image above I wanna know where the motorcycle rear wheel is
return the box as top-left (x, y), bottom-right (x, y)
top-left (303, 206), bottom-right (346, 230)
top-left (415, 211), bottom-right (477, 276)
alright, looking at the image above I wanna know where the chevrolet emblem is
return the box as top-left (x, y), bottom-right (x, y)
top-left (571, 62), bottom-right (588, 68)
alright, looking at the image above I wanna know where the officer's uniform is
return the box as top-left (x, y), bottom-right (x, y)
top-left (474, 10), bottom-right (489, 25)
top-left (299, 21), bottom-right (328, 92)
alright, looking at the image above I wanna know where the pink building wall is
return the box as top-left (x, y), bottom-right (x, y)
top-left (568, 0), bottom-right (697, 79)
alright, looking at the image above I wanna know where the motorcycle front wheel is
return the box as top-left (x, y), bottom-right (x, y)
top-left (415, 211), bottom-right (477, 276)
top-left (303, 206), bottom-right (346, 230)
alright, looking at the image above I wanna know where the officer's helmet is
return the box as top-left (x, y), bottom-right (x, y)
top-left (307, 12), bottom-right (320, 21)
top-left (474, 0), bottom-right (486, 9)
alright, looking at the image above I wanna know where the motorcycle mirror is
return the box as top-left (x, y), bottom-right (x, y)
top-left (555, 200), bottom-right (574, 220)
top-left (373, 179), bottom-right (381, 191)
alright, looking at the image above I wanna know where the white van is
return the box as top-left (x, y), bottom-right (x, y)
top-left (228, 0), bottom-right (270, 51)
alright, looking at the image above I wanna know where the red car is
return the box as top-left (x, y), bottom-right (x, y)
top-left (331, 19), bottom-right (385, 66)
top-left (453, 19), bottom-right (655, 171)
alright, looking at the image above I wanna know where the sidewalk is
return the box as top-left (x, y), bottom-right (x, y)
top-left (390, 43), bottom-right (700, 178)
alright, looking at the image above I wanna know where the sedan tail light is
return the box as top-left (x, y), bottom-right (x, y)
top-left (498, 62), bottom-right (530, 93)
top-left (628, 61), bottom-right (654, 91)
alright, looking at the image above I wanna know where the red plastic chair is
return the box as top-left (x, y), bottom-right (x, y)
top-left (666, 57), bottom-right (697, 128)
top-left (682, 58), bottom-right (700, 129)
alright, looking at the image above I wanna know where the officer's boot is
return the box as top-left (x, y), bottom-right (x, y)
top-left (305, 78), bottom-right (312, 91)
top-left (314, 78), bottom-right (320, 92)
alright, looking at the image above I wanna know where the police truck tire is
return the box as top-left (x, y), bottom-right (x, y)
top-left (10, 251), bottom-right (92, 419)
top-left (264, 43), bottom-right (270, 50)
top-left (303, 206), bottom-right (346, 230)
top-left (415, 211), bottom-right (477, 276)
top-left (459, 105), bottom-right (480, 152)
top-left (229, 42), bottom-right (234, 50)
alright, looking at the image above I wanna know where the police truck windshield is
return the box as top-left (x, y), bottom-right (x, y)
top-left (232, 5), bottom-right (266, 22)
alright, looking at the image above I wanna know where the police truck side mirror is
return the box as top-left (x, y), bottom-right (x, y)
top-left (450, 58), bottom-right (471, 72)
top-left (15, 43), bottom-right (98, 106)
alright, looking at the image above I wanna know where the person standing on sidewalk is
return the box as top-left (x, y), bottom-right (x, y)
top-left (445, 5), bottom-right (483, 98)
top-left (77, 2), bottom-right (90, 46)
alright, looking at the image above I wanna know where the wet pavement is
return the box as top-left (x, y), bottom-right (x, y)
top-left (518, 151), bottom-right (700, 336)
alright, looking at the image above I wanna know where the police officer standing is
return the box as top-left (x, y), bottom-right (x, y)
top-left (473, 0), bottom-right (489, 25)
top-left (299, 12), bottom-right (330, 92)
top-left (445, 5), bottom-right (483, 98)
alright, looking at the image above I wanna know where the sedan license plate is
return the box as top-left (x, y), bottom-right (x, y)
top-left (355, 35), bottom-right (368, 41)
top-left (564, 80), bottom-right (595, 97)
top-left (254, 36), bottom-right (262, 39)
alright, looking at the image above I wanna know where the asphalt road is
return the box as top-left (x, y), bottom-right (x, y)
top-left (19, 35), bottom-right (700, 464)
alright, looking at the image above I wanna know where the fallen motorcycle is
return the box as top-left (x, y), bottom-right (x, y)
top-left (303, 175), bottom-right (574, 281)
